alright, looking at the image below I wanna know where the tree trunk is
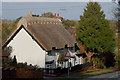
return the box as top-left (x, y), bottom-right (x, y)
top-left (79, 44), bottom-right (94, 62)
top-left (87, 51), bottom-right (94, 63)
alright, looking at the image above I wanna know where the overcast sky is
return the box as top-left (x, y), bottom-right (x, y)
top-left (2, 0), bottom-right (113, 2)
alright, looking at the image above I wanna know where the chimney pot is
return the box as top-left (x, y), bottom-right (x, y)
top-left (27, 11), bottom-right (32, 17)
top-left (54, 13), bottom-right (56, 18)
top-left (57, 13), bottom-right (59, 18)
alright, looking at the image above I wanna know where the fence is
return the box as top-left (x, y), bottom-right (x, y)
top-left (44, 62), bottom-right (93, 75)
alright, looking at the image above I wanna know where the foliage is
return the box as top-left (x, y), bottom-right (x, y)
top-left (114, 52), bottom-right (120, 69)
top-left (17, 62), bottom-right (27, 67)
top-left (115, 52), bottom-right (120, 61)
top-left (32, 14), bottom-right (39, 17)
top-left (110, 21), bottom-right (117, 33)
top-left (41, 12), bottom-right (54, 18)
top-left (62, 19), bottom-right (76, 29)
top-left (12, 55), bottom-right (17, 66)
top-left (17, 62), bottom-right (39, 69)
top-left (3, 46), bottom-right (13, 55)
top-left (84, 57), bottom-right (88, 63)
top-left (15, 17), bottom-right (22, 24)
top-left (32, 65), bottom-right (39, 69)
top-left (2, 17), bottom-right (22, 43)
top-left (76, 2), bottom-right (115, 54)
top-left (100, 52), bottom-right (115, 67)
top-left (113, 0), bottom-right (120, 50)
top-left (92, 57), bottom-right (106, 69)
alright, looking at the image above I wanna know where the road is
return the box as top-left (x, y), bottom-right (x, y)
top-left (44, 71), bottom-right (120, 80)
top-left (79, 71), bottom-right (120, 80)
top-left (89, 71), bottom-right (120, 78)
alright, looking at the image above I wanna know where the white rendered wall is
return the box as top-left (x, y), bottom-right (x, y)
top-left (7, 28), bottom-right (46, 68)
top-left (75, 55), bottom-right (83, 65)
top-left (80, 56), bottom-right (83, 64)
top-left (45, 47), bottom-right (76, 68)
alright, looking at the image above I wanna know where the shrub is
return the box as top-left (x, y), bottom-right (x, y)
top-left (84, 57), bottom-right (88, 63)
top-left (115, 52), bottom-right (120, 61)
top-left (62, 19), bottom-right (76, 29)
top-left (12, 55), bottom-right (17, 66)
top-left (17, 63), bottom-right (27, 68)
top-left (92, 57), bottom-right (106, 69)
top-left (114, 53), bottom-right (120, 69)
top-left (100, 52), bottom-right (115, 67)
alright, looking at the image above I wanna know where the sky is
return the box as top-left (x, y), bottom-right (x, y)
top-left (2, 0), bottom-right (113, 2)
top-left (1, 0), bottom-right (118, 20)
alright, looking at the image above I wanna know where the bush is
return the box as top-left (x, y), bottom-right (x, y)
top-left (115, 53), bottom-right (120, 61)
top-left (114, 53), bottom-right (120, 69)
top-left (92, 57), bottom-right (106, 69)
top-left (100, 52), bottom-right (115, 67)
top-left (84, 57), bottom-right (88, 63)
top-left (41, 12), bottom-right (54, 18)
top-left (17, 62), bottom-right (27, 68)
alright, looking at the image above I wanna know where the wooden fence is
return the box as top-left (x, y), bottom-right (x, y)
top-left (44, 62), bottom-right (93, 76)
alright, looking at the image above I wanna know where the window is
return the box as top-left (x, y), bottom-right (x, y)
top-left (47, 51), bottom-right (52, 56)
top-left (47, 51), bottom-right (56, 56)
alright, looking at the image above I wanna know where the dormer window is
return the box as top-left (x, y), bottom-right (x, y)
top-left (47, 51), bottom-right (52, 56)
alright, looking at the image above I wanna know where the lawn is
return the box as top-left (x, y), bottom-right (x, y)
top-left (74, 69), bottom-right (114, 77)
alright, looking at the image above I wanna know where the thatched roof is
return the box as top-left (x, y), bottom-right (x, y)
top-left (3, 17), bottom-right (76, 51)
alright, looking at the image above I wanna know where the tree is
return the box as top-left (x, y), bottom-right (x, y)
top-left (3, 46), bottom-right (13, 55)
top-left (15, 17), bottom-right (22, 24)
top-left (113, 0), bottom-right (120, 48)
top-left (41, 12), bottom-right (54, 18)
top-left (12, 55), bottom-right (17, 66)
top-left (113, 0), bottom-right (120, 69)
top-left (62, 19), bottom-right (76, 29)
top-left (76, 2), bottom-right (115, 62)
top-left (2, 17), bottom-right (21, 43)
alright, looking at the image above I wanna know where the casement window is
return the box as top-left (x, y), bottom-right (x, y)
top-left (47, 51), bottom-right (56, 56)
top-left (47, 51), bottom-right (52, 56)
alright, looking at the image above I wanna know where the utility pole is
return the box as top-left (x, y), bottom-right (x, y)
top-left (65, 50), bottom-right (71, 77)
top-left (68, 59), bottom-right (69, 77)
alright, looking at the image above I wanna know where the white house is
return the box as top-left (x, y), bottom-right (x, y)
top-left (2, 16), bottom-right (83, 69)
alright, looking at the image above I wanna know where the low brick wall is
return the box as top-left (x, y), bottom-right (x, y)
top-left (2, 67), bottom-right (16, 79)
top-left (16, 67), bottom-right (43, 78)
top-left (2, 67), bottom-right (43, 79)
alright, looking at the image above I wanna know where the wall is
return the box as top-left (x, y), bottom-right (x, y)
top-left (2, 67), bottom-right (43, 79)
top-left (16, 67), bottom-right (43, 78)
top-left (75, 56), bottom-right (83, 65)
top-left (7, 28), bottom-right (46, 68)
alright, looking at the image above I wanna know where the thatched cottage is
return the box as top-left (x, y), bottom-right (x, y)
top-left (2, 16), bottom-right (83, 69)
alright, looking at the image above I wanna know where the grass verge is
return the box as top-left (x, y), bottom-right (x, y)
top-left (74, 69), bottom-right (114, 77)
